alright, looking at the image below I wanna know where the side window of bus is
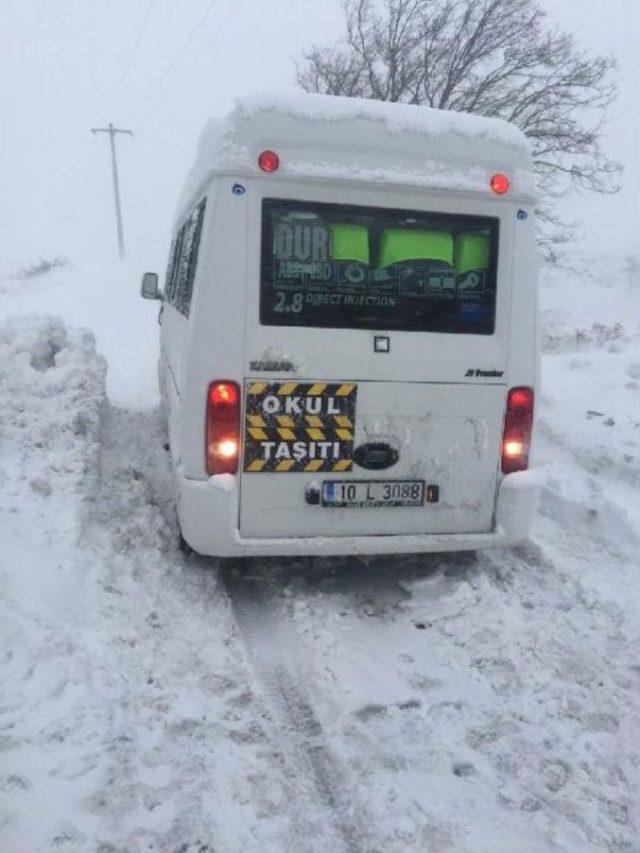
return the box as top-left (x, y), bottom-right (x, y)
top-left (172, 199), bottom-right (206, 317)
top-left (164, 231), bottom-right (183, 304)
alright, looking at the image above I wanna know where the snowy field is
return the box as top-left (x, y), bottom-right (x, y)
top-left (0, 255), bottom-right (638, 851)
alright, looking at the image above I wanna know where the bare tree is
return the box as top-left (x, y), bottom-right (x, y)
top-left (298, 0), bottom-right (621, 260)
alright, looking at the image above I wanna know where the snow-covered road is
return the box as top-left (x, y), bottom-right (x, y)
top-left (1, 256), bottom-right (638, 851)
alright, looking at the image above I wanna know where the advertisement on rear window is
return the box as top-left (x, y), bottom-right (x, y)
top-left (260, 199), bottom-right (499, 335)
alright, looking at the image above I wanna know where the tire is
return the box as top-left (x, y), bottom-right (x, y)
top-left (178, 531), bottom-right (196, 557)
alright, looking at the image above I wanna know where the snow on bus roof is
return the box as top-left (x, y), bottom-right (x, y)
top-left (177, 91), bottom-right (533, 220)
top-left (236, 91), bottom-right (529, 149)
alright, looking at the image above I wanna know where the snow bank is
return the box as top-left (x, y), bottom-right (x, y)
top-left (1, 258), bottom-right (161, 410)
top-left (0, 316), bottom-right (108, 848)
top-left (0, 315), bottom-right (299, 852)
top-left (538, 253), bottom-right (640, 525)
top-left (0, 315), bottom-right (107, 499)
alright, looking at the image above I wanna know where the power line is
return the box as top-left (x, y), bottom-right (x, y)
top-left (127, 0), bottom-right (243, 123)
top-left (161, 0), bottom-right (244, 98)
top-left (109, 0), bottom-right (159, 103)
top-left (130, 0), bottom-right (220, 116)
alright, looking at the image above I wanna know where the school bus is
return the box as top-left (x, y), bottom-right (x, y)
top-left (141, 93), bottom-right (542, 557)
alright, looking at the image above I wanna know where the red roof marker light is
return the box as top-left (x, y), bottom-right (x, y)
top-left (258, 150), bottom-right (280, 173)
top-left (490, 173), bottom-right (510, 195)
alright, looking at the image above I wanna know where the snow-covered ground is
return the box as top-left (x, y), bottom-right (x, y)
top-left (0, 254), bottom-right (638, 851)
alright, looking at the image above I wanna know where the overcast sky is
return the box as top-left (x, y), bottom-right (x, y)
top-left (1, 0), bottom-right (638, 274)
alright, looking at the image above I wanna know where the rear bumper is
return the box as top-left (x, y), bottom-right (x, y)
top-left (177, 469), bottom-right (543, 558)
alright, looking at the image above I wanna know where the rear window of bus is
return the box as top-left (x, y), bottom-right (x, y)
top-left (260, 199), bottom-right (499, 335)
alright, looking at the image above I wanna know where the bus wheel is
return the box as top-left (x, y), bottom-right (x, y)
top-left (178, 531), bottom-right (195, 557)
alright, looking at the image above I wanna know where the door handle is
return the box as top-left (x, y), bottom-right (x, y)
top-left (353, 442), bottom-right (398, 470)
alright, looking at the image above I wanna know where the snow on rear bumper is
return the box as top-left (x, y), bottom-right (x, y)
top-left (177, 470), bottom-right (543, 558)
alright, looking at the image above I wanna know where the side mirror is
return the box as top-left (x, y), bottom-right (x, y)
top-left (140, 271), bottom-right (161, 300)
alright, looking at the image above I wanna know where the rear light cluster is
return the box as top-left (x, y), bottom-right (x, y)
top-left (206, 381), bottom-right (240, 475)
top-left (501, 386), bottom-right (534, 474)
top-left (204, 380), bottom-right (532, 476)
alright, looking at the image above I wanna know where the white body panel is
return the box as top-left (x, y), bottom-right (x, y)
top-left (240, 382), bottom-right (505, 538)
top-left (153, 93), bottom-right (540, 557)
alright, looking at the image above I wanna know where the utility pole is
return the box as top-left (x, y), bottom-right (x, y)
top-left (91, 123), bottom-right (133, 258)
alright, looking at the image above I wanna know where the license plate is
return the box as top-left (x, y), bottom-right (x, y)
top-left (322, 480), bottom-right (425, 508)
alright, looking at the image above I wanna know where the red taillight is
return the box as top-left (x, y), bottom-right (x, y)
top-left (206, 381), bottom-right (240, 475)
top-left (501, 386), bottom-right (534, 474)
top-left (209, 382), bottom-right (238, 406)
top-left (258, 149), bottom-right (279, 173)
top-left (490, 172), bottom-right (510, 195)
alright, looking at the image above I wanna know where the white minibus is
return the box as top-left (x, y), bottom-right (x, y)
top-left (141, 92), bottom-right (542, 557)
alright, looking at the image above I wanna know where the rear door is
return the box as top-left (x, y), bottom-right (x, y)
top-left (240, 189), bottom-right (512, 539)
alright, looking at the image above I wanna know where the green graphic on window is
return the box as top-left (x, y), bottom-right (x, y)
top-left (329, 223), bottom-right (369, 264)
top-left (455, 234), bottom-right (489, 297)
top-left (455, 234), bottom-right (489, 273)
top-left (379, 229), bottom-right (454, 268)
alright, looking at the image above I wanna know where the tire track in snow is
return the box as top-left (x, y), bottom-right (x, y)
top-left (223, 562), bottom-right (375, 853)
